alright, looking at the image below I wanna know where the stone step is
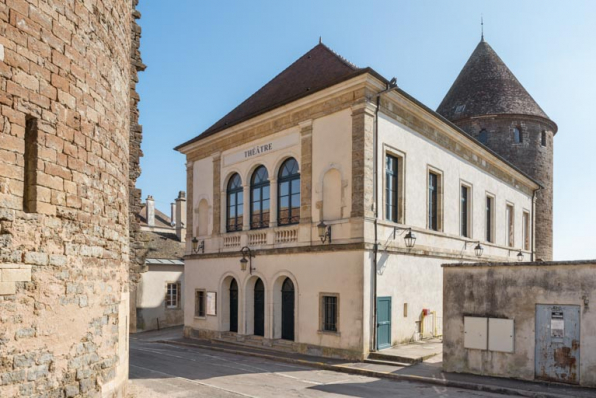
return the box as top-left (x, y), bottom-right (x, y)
top-left (368, 352), bottom-right (425, 364)
top-left (363, 358), bottom-right (410, 367)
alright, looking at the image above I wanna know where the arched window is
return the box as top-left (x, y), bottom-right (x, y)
top-left (513, 127), bottom-right (522, 143)
top-left (278, 158), bottom-right (300, 225)
top-left (478, 129), bottom-right (488, 144)
top-left (226, 173), bottom-right (243, 232)
top-left (250, 166), bottom-right (270, 229)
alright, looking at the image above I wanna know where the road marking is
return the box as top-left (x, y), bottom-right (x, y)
top-left (130, 364), bottom-right (259, 398)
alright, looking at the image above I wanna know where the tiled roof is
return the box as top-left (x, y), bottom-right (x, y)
top-left (437, 40), bottom-right (551, 122)
top-left (175, 43), bottom-right (367, 149)
top-left (137, 205), bottom-right (173, 229)
top-left (144, 232), bottom-right (184, 260)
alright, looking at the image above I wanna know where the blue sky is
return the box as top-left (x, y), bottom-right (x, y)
top-left (136, 0), bottom-right (596, 260)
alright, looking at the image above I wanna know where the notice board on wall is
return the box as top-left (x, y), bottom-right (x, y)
top-left (206, 292), bottom-right (217, 316)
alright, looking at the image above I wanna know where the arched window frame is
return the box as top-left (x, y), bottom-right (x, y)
top-left (226, 173), bottom-right (243, 232)
top-left (277, 158), bottom-right (300, 226)
top-left (250, 166), bottom-right (270, 229)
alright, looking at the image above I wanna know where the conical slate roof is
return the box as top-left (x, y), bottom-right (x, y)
top-left (437, 40), bottom-right (550, 122)
top-left (178, 43), bottom-right (366, 147)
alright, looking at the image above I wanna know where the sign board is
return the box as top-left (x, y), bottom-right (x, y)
top-left (551, 311), bottom-right (564, 338)
top-left (223, 133), bottom-right (299, 167)
top-left (206, 292), bottom-right (217, 316)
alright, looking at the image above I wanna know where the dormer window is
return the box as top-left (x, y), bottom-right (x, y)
top-left (513, 127), bottom-right (522, 144)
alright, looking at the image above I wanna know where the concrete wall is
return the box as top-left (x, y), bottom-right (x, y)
top-left (136, 264), bottom-right (184, 332)
top-left (443, 261), bottom-right (596, 387)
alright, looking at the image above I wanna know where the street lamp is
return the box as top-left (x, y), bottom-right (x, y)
top-left (240, 246), bottom-right (255, 274)
top-left (474, 242), bottom-right (484, 258)
top-left (393, 227), bottom-right (416, 249)
top-left (317, 221), bottom-right (332, 244)
top-left (191, 237), bottom-right (204, 254)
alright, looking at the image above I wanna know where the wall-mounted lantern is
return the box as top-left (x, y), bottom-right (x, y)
top-left (191, 237), bottom-right (204, 254)
top-left (317, 221), bottom-right (332, 244)
top-left (393, 227), bottom-right (416, 249)
top-left (517, 250), bottom-right (524, 262)
top-left (474, 242), bottom-right (484, 258)
top-left (240, 246), bottom-right (255, 274)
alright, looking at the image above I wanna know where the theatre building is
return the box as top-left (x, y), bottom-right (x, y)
top-left (175, 41), bottom-right (550, 359)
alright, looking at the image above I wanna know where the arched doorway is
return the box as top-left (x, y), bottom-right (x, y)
top-left (229, 279), bottom-right (238, 333)
top-left (281, 278), bottom-right (295, 341)
top-left (254, 278), bottom-right (265, 336)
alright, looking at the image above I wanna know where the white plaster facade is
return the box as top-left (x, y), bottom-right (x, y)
top-left (177, 64), bottom-right (539, 359)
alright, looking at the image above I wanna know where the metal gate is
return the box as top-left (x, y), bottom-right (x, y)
top-left (377, 297), bottom-right (392, 350)
top-left (535, 305), bottom-right (580, 384)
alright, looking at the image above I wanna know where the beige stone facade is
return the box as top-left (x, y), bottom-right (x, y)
top-left (177, 45), bottom-right (540, 359)
top-left (0, 1), bottom-right (142, 396)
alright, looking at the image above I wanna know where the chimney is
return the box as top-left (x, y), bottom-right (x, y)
top-left (146, 195), bottom-right (155, 227)
top-left (175, 191), bottom-right (186, 243)
top-left (170, 202), bottom-right (176, 227)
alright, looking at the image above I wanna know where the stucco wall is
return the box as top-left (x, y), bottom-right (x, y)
top-left (136, 264), bottom-right (184, 331)
top-left (443, 261), bottom-right (596, 387)
top-left (184, 250), bottom-right (365, 357)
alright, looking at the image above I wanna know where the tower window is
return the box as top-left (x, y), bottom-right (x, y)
top-left (541, 131), bottom-right (547, 147)
top-left (24, 116), bottom-right (39, 213)
top-left (513, 127), bottom-right (522, 144)
top-left (478, 129), bottom-right (488, 145)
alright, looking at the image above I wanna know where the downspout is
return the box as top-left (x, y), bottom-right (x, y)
top-left (531, 186), bottom-right (542, 261)
top-left (370, 78), bottom-right (397, 353)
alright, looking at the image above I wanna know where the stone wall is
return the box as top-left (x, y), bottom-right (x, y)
top-left (0, 1), bottom-right (139, 396)
top-left (454, 116), bottom-right (555, 261)
top-left (443, 260), bottom-right (596, 387)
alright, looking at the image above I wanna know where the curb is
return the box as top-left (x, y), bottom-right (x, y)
top-left (155, 339), bottom-right (576, 398)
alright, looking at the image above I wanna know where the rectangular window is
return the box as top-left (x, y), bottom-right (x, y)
top-left (321, 295), bottom-right (338, 332)
top-left (428, 171), bottom-right (441, 231)
top-left (385, 154), bottom-right (399, 222)
top-left (460, 185), bottom-right (470, 237)
top-left (486, 195), bottom-right (495, 243)
top-left (506, 204), bottom-right (514, 247)
top-left (24, 116), bottom-right (39, 213)
top-left (541, 131), bottom-right (547, 147)
top-left (522, 211), bottom-right (530, 251)
top-left (195, 290), bottom-right (205, 317)
top-left (166, 283), bottom-right (180, 309)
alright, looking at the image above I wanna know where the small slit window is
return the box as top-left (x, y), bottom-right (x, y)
top-left (478, 129), bottom-right (488, 145)
top-left (541, 130), bottom-right (547, 147)
top-left (513, 127), bottom-right (522, 144)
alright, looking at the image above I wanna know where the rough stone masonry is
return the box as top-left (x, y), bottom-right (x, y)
top-left (0, 0), bottom-right (144, 397)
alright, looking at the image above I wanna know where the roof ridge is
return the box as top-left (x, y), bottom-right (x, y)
top-left (318, 42), bottom-right (360, 70)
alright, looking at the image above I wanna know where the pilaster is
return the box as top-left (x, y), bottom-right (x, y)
top-left (212, 152), bottom-right (222, 235)
top-left (186, 161), bottom-right (194, 245)
top-left (351, 101), bottom-right (377, 219)
top-left (299, 119), bottom-right (313, 224)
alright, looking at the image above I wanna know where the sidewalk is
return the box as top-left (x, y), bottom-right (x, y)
top-left (155, 336), bottom-right (596, 398)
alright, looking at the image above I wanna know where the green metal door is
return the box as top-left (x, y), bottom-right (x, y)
top-left (377, 297), bottom-right (392, 350)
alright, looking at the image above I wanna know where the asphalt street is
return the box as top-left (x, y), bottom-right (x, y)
top-left (128, 337), bottom-right (508, 398)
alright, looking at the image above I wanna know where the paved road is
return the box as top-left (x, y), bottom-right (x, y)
top-left (129, 337), bottom-right (506, 398)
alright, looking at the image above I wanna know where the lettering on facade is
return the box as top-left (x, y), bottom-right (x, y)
top-left (244, 143), bottom-right (273, 159)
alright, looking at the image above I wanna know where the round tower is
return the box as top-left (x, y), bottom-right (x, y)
top-left (0, 1), bottom-right (142, 396)
top-left (437, 39), bottom-right (557, 261)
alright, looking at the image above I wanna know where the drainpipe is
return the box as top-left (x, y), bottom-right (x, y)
top-left (370, 78), bottom-right (397, 352)
top-left (531, 186), bottom-right (542, 261)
